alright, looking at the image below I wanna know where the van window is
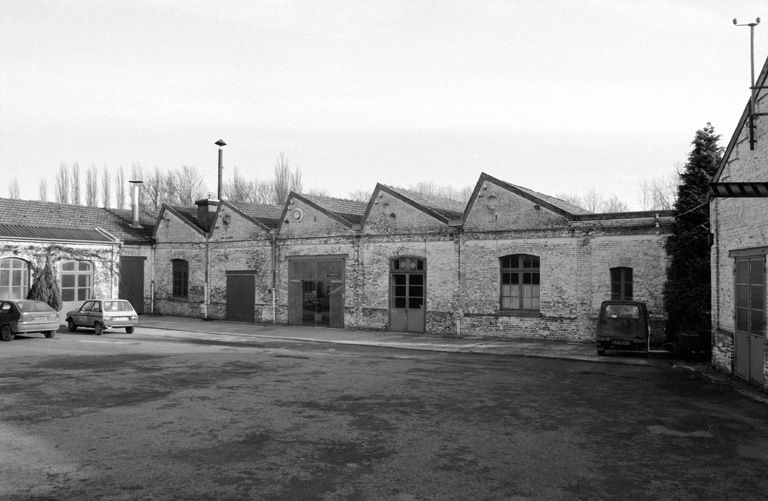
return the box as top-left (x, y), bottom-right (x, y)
top-left (605, 304), bottom-right (640, 319)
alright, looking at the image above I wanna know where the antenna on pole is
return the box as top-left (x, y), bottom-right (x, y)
top-left (734, 17), bottom-right (761, 149)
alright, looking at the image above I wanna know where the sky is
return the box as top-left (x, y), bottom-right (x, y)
top-left (2, 0), bottom-right (767, 210)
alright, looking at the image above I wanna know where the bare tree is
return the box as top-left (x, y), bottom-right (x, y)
top-left (408, 182), bottom-right (473, 202)
top-left (38, 179), bottom-right (48, 202)
top-left (115, 166), bottom-right (126, 209)
top-left (142, 166), bottom-right (172, 213)
top-left (173, 165), bottom-right (206, 205)
top-left (71, 162), bottom-right (81, 205)
top-left (603, 195), bottom-right (629, 213)
top-left (101, 165), bottom-right (111, 208)
top-left (580, 188), bottom-right (605, 213)
top-left (348, 190), bottom-right (372, 202)
top-left (306, 187), bottom-right (328, 197)
top-left (85, 163), bottom-right (99, 207)
top-left (55, 162), bottom-right (69, 203)
top-left (222, 166), bottom-right (253, 203)
top-left (8, 178), bottom-right (20, 199)
top-left (272, 153), bottom-right (302, 204)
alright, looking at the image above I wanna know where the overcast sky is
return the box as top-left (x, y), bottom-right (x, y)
top-left (1, 0), bottom-right (767, 209)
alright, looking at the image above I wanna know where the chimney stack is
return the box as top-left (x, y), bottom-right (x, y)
top-left (215, 139), bottom-right (226, 200)
top-left (129, 180), bottom-right (143, 228)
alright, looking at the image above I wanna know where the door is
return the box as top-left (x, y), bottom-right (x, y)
top-left (287, 257), bottom-right (345, 328)
top-left (301, 280), bottom-right (330, 327)
top-left (119, 257), bottom-right (145, 314)
top-left (735, 256), bottom-right (765, 385)
top-left (226, 273), bottom-right (256, 322)
top-left (390, 257), bottom-right (425, 333)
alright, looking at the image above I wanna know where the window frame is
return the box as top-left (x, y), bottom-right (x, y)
top-left (172, 259), bottom-right (189, 298)
top-left (610, 267), bottom-right (634, 301)
top-left (0, 258), bottom-right (30, 300)
top-left (60, 261), bottom-right (94, 302)
top-left (499, 254), bottom-right (540, 312)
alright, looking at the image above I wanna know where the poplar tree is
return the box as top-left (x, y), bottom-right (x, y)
top-left (663, 123), bottom-right (722, 340)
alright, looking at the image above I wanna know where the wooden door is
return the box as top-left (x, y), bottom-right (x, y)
top-left (226, 274), bottom-right (255, 322)
top-left (735, 257), bottom-right (765, 385)
top-left (389, 257), bottom-right (425, 333)
top-left (119, 257), bottom-right (145, 314)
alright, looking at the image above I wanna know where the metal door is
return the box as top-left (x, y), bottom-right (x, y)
top-left (390, 257), bottom-right (425, 333)
top-left (119, 257), bottom-right (145, 314)
top-left (226, 273), bottom-right (255, 322)
top-left (734, 257), bottom-right (765, 385)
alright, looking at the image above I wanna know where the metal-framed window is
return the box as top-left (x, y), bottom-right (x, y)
top-left (610, 267), bottom-right (633, 300)
top-left (0, 258), bottom-right (30, 299)
top-left (61, 261), bottom-right (92, 301)
top-left (735, 256), bottom-right (765, 335)
top-left (500, 254), bottom-right (540, 311)
top-left (172, 259), bottom-right (189, 298)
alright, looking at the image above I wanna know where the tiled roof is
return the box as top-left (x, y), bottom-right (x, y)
top-left (0, 224), bottom-right (115, 242)
top-left (169, 206), bottom-right (204, 230)
top-left (302, 194), bottom-right (368, 224)
top-left (384, 186), bottom-right (466, 219)
top-left (0, 198), bottom-right (155, 244)
top-left (229, 201), bottom-right (283, 228)
top-left (508, 183), bottom-right (591, 215)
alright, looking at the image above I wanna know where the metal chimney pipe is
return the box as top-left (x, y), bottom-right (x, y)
top-left (129, 180), bottom-right (143, 228)
top-left (215, 139), bottom-right (226, 199)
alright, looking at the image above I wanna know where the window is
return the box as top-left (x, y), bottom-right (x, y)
top-left (0, 258), bottom-right (29, 299)
top-left (61, 261), bottom-right (93, 301)
top-left (172, 259), bottom-right (189, 298)
top-left (610, 267), bottom-right (633, 300)
top-left (500, 254), bottom-right (540, 311)
top-left (736, 257), bottom-right (764, 335)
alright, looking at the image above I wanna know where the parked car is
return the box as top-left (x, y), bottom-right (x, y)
top-left (0, 299), bottom-right (60, 342)
top-left (66, 299), bottom-right (138, 335)
top-left (596, 300), bottom-right (650, 356)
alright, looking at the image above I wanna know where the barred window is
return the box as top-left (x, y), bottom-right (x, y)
top-left (610, 267), bottom-right (633, 300)
top-left (61, 261), bottom-right (92, 301)
top-left (0, 258), bottom-right (29, 299)
top-left (172, 259), bottom-right (189, 298)
top-left (500, 254), bottom-right (540, 311)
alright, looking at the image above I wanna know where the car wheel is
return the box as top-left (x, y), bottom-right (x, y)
top-left (94, 322), bottom-right (104, 336)
top-left (597, 348), bottom-right (606, 356)
top-left (125, 326), bottom-right (134, 334)
top-left (44, 331), bottom-right (55, 339)
top-left (67, 319), bottom-right (77, 332)
top-left (1, 325), bottom-right (14, 342)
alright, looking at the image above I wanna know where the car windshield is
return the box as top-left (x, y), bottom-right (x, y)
top-left (17, 301), bottom-right (53, 313)
top-left (104, 301), bottom-right (130, 312)
top-left (604, 304), bottom-right (640, 319)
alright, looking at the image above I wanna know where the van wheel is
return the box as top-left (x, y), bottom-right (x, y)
top-left (94, 322), bottom-right (104, 336)
top-left (67, 319), bottom-right (77, 332)
top-left (597, 348), bottom-right (606, 356)
top-left (125, 326), bottom-right (134, 334)
top-left (1, 325), bottom-right (13, 342)
top-left (44, 331), bottom-right (55, 338)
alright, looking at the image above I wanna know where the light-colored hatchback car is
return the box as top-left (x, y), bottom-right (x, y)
top-left (66, 299), bottom-right (138, 335)
top-left (0, 299), bottom-right (60, 342)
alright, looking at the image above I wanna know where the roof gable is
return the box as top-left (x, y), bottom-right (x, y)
top-left (714, 54), bottom-right (768, 183)
top-left (361, 184), bottom-right (459, 232)
top-left (278, 193), bottom-right (362, 237)
top-left (154, 205), bottom-right (207, 242)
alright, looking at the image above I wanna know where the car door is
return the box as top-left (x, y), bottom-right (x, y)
top-left (75, 301), bottom-right (95, 326)
top-left (0, 301), bottom-right (12, 325)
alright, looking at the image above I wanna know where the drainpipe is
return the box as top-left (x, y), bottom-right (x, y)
top-left (203, 234), bottom-right (210, 320)
top-left (150, 243), bottom-right (155, 315)
top-left (271, 232), bottom-right (277, 324)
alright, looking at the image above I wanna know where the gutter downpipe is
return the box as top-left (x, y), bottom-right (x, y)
top-left (272, 232), bottom-right (277, 324)
top-left (204, 233), bottom-right (210, 320)
top-left (150, 243), bottom-right (155, 315)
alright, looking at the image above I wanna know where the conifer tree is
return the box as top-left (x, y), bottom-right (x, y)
top-left (663, 123), bottom-right (722, 339)
top-left (27, 258), bottom-right (63, 311)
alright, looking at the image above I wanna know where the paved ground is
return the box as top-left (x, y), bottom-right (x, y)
top-left (1, 318), bottom-right (767, 500)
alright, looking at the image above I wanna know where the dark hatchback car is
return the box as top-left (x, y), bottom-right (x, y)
top-left (596, 300), bottom-right (651, 356)
top-left (0, 299), bottom-right (60, 342)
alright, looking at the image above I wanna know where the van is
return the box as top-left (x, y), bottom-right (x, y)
top-left (596, 300), bottom-right (650, 356)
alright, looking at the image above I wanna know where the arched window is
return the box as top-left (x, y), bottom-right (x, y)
top-left (61, 261), bottom-right (93, 301)
top-left (610, 267), bottom-right (633, 300)
top-left (0, 258), bottom-right (30, 299)
top-left (500, 254), bottom-right (540, 311)
top-left (172, 259), bottom-right (189, 298)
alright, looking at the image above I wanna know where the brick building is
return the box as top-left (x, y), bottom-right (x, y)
top-left (0, 197), bottom-right (154, 320)
top-left (154, 172), bottom-right (673, 342)
top-left (710, 55), bottom-right (768, 388)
